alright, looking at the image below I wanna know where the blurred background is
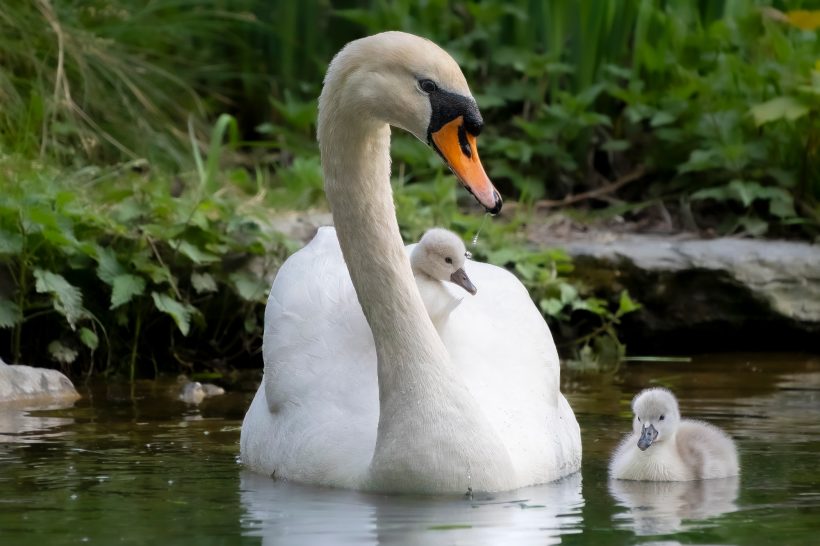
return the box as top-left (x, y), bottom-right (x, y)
top-left (1, 0), bottom-right (818, 379)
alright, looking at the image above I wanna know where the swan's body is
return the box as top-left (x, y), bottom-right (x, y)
top-left (411, 228), bottom-right (476, 328)
top-left (240, 31), bottom-right (581, 494)
top-left (609, 388), bottom-right (739, 481)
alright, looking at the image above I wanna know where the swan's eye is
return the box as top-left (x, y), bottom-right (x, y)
top-left (419, 79), bottom-right (438, 93)
top-left (445, 257), bottom-right (453, 264)
top-left (659, 415), bottom-right (665, 421)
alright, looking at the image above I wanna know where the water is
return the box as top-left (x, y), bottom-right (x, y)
top-left (1, 354), bottom-right (818, 545)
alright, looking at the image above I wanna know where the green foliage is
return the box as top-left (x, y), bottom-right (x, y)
top-left (5, 0), bottom-right (820, 374)
top-left (0, 135), bottom-right (292, 375)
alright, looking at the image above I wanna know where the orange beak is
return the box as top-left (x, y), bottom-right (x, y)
top-left (431, 116), bottom-right (502, 214)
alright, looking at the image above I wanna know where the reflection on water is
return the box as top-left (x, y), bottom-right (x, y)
top-left (609, 477), bottom-right (739, 535)
top-left (0, 400), bottom-right (76, 444)
top-left (0, 354), bottom-right (818, 545)
top-left (241, 471), bottom-right (583, 546)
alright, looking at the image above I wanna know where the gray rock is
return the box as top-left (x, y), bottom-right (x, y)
top-left (536, 233), bottom-right (820, 351)
top-left (0, 357), bottom-right (80, 407)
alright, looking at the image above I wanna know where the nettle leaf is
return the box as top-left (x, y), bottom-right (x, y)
top-left (0, 228), bottom-right (23, 255)
top-left (151, 292), bottom-right (192, 336)
top-left (48, 340), bottom-right (78, 364)
top-left (191, 272), bottom-right (218, 294)
top-left (33, 269), bottom-right (85, 329)
top-left (111, 274), bottom-right (146, 309)
top-left (230, 271), bottom-right (267, 302)
top-left (96, 246), bottom-right (126, 285)
top-left (79, 327), bottom-right (99, 350)
top-left (0, 298), bottom-right (22, 328)
top-left (750, 96), bottom-right (810, 126)
top-left (177, 240), bottom-right (219, 264)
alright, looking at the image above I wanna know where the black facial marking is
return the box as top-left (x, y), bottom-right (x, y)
top-left (426, 88), bottom-right (483, 143)
top-left (457, 124), bottom-right (472, 158)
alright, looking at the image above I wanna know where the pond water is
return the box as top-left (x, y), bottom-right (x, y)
top-left (1, 353), bottom-right (818, 545)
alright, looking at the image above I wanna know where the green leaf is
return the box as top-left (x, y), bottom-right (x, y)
top-left (110, 274), bottom-right (146, 309)
top-left (0, 298), bottom-right (22, 328)
top-left (151, 292), bottom-right (192, 336)
top-left (650, 111), bottom-right (676, 127)
top-left (177, 241), bottom-right (219, 264)
top-left (229, 272), bottom-right (266, 302)
top-left (191, 272), bottom-right (218, 294)
top-left (0, 228), bottom-right (23, 255)
top-left (769, 192), bottom-right (797, 218)
top-left (48, 340), bottom-right (78, 364)
top-left (750, 96), bottom-right (810, 126)
top-left (539, 298), bottom-right (564, 317)
top-left (96, 246), bottom-right (126, 285)
top-left (616, 290), bottom-right (641, 317)
top-left (79, 327), bottom-right (99, 351)
top-left (601, 139), bottom-right (630, 152)
top-left (33, 269), bottom-right (85, 329)
top-left (559, 283), bottom-right (578, 305)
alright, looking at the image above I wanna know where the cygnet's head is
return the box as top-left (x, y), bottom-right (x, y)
top-left (411, 228), bottom-right (476, 295)
top-left (318, 31), bottom-right (501, 214)
top-left (631, 388), bottom-right (681, 451)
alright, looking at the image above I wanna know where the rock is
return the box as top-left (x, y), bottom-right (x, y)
top-left (533, 232), bottom-right (820, 352)
top-left (0, 357), bottom-right (80, 407)
top-left (266, 209), bottom-right (333, 245)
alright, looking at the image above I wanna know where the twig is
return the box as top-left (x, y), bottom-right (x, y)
top-left (536, 165), bottom-right (646, 209)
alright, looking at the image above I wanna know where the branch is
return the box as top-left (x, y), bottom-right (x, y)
top-left (536, 165), bottom-right (647, 209)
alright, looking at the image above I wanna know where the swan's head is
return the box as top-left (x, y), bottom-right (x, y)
top-left (319, 31), bottom-right (502, 214)
top-left (411, 228), bottom-right (476, 295)
top-left (631, 388), bottom-right (681, 451)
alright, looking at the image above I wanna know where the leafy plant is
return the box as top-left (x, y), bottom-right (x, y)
top-left (0, 119), bottom-right (293, 377)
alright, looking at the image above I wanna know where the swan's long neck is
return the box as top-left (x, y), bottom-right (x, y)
top-left (320, 111), bottom-right (450, 395)
top-left (318, 84), bottom-right (514, 493)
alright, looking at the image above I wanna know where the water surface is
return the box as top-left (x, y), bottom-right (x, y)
top-left (1, 354), bottom-right (818, 545)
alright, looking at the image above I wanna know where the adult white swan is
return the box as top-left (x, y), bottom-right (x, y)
top-left (240, 31), bottom-right (581, 494)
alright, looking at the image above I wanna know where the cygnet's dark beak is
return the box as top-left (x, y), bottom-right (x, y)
top-left (638, 424), bottom-right (658, 451)
top-left (449, 268), bottom-right (477, 295)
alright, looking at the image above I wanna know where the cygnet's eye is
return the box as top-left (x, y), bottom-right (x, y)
top-left (419, 79), bottom-right (438, 93)
top-left (444, 257), bottom-right (453, 264)
top-left (659, 415), bottom-right (665, 421)
top-left (637, 417), bottom-right (641, 422)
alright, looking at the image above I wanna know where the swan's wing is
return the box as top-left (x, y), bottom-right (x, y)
top-left (676, 420), bottom-right (740, 479)
top-left (250, 227), bottom-right (379, 486)
top-left (441, 259), bottom-right (581, 482)
top-left (263, 227), bottom-right (376, 413)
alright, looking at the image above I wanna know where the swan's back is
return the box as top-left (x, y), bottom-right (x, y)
top-left (676, 419), bottom-right (739, 479)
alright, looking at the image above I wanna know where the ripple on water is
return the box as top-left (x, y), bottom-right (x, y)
top-left (0, 354), bottom-right (818, 545)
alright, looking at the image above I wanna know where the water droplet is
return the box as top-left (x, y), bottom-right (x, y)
top-left (471, 213), bottom-right (490, 246)
top-left (167, 479), bottom-right (174, 485)
top-left (70, 494), bottom-right (78, 501)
